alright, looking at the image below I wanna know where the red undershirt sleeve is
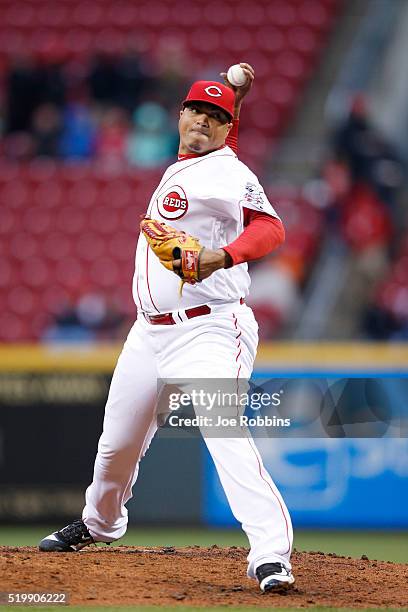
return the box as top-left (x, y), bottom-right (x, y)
top-left (222, 210), bottom-right (285, 266)
top-left (225, 119), bottom-right (239, 154)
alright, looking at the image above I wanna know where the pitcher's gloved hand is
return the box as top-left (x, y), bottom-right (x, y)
top-left (140, 217), bottom-right (230, 294)
top-left (140, 217), bottom-right (204, 286)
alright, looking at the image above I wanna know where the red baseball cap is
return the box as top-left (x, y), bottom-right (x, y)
top-left (182, 81), bottom-right (235, 121)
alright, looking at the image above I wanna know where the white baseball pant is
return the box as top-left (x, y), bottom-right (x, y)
top-left (82, 301), bottom-right (293, 577)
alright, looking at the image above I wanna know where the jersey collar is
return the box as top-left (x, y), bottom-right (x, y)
top-left (177, 143), bottom-right (227, 161)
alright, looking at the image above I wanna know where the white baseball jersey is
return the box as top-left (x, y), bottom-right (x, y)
top-left (132, 146), bottom-right (280, 314)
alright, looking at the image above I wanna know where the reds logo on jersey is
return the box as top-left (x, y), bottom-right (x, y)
top-left (157, 185), bottom-right (189, 220)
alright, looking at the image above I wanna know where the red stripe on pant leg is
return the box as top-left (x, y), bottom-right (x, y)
top-left (246, 436), bottom-right (291, 555)
top-left (232, 312), bottom-right (291, 556)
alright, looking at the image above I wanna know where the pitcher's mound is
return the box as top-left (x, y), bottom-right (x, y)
top-left (1, 546), bottom-right (407, 607)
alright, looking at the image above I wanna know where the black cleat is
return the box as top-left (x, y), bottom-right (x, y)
top-left (256, 562), bottom-right (295, 593)
top-left (39, 519), bottom-right (95, 552)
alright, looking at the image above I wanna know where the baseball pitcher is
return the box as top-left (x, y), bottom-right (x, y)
top-left (39, 64), bottom-right (295, 593)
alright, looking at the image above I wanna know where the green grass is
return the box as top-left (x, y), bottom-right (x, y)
top-left (0, 526), bottom-right (407, 564)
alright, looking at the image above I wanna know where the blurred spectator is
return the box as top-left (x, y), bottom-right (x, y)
top-left (32, 103), bottom-right (62, 157)
top-left (247, 260), bottom-right (300, 340)
top-left (5, 55), bottom-right (40, 133)
top-left (42, 293), bottom-right (127, 343)
top-left (5, 56), bottom-right (66, 134)
top-left (319, 159), bottom-right (352, 228)
top-left (340, 182), bottom-right (393, 254)
top-left (155, 42), bottom-right (190, 109)
top-left (59, 103), bottom-right (96, 159)
top-left (332, 93), bottom-right (403, 208)
top-left (3, 131), bottom-right (36, 160)
top-left (42, 298), bottom-right (95, 343)
top-left (363, 303), bottom-right (402, 340)
top-left (362, 235), bottom-right (408, 340)
top-left (2, 50), bottom-right (182, 167)
top-left (127, 102), bottom-right (177, 168)
top-left (94, 107), bottom-right (129, 163)
top-left (115, 48), bottom-right (148, 112)
top-left (87, 54), bottom-right (120, 107)
top-left (333, 94), bottom-right (372, 178)
top-left (37, 61), bottom-right (66, 109)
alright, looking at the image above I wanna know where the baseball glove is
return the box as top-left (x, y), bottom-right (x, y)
top-left (140, 217), bottom-right (204, 291)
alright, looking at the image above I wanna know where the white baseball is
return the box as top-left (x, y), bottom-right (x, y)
top-left (227, 64), bottom-right (247, 87)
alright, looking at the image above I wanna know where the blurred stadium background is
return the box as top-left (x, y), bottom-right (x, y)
top-left (0, 0), bottom-right (407, 561)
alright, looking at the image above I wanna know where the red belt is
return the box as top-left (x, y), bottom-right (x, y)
top-left (144, 304), bottom-right (212, 325)
top-left (143, 298), bottom-right (244, 326)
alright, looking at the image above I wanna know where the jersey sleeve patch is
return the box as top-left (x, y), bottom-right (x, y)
top-left (239, 181), bottom-right (280, 218)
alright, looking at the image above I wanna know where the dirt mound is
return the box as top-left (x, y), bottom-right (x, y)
top-left (1, 545), bottom-right (407, 608)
